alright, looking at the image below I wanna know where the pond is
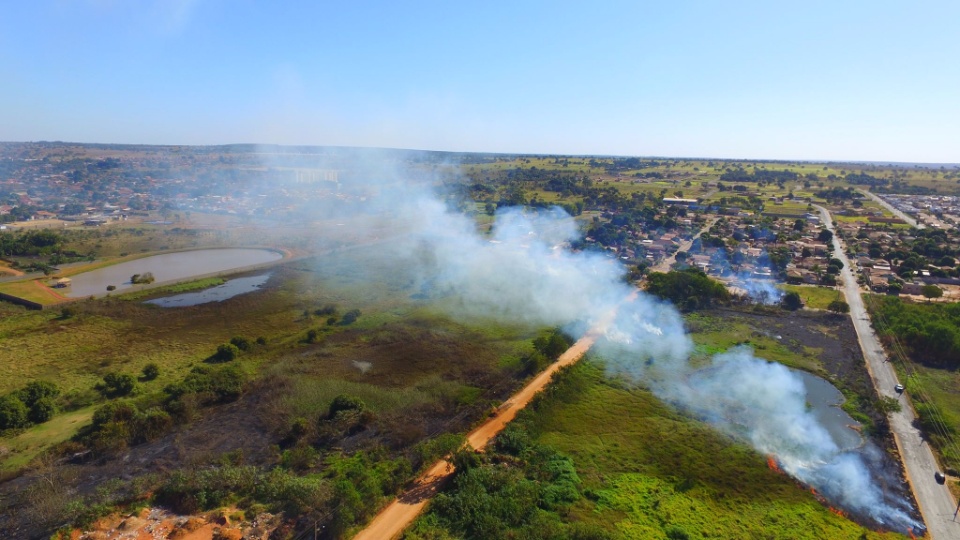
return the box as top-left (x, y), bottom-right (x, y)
top-left (795, 370), bottom-right (863, 451)
top-left (65, 248), bottom-right (283, 297)
top-left (145, 273), bottom-right (271, 307)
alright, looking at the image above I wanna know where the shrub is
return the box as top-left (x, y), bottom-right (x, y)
top-left (141, 363), bottom-right (160, 381)
top-left (328, 395), bottom-right (366, 419)
top-left (212, 343), bottom-right (240, 363)
top-left (0, 395), bottom-right (28, 430)
top-left (340, 309), bottom-right (361, 325)
top-left (230, 336), bottom-right (251, 351)
top-left (28, 397), bottom-right (57, 423)
top-left (96, 372), bottom-right (138, 398)
top-left (781, 291), bottom-right (803, 311)
top-left (17, 380), bottom-right (60, 407)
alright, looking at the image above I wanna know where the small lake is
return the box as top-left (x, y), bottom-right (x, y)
top-left (145, 273), bottom-right (271, 307)
top-left (65, 248), bottom-right (282, 297)
top-left (796, 370), bottom-right (863, 451)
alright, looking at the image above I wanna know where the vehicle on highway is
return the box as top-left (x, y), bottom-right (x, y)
top-left (895, 383), bottom-right (905, 394)
top-left (935, 471), bottom-right (946, 484)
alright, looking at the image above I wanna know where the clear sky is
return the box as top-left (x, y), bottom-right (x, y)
top-left (2, 1), bottom-right (958, 162)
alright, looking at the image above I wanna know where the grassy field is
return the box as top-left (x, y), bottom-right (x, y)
top-left (781, 284), bottom-right (844, 310)
top-left (411, 361), bottom-right (900, 539)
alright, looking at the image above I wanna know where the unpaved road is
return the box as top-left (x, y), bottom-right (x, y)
top-left (353, 299), bottom-right (628, 540)
top-left (817, 205), bottom-right (958, 539)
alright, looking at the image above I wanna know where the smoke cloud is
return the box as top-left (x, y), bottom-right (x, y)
top-left (257, 150), bottom-right (918, 532)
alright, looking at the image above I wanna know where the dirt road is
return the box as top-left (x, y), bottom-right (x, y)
top-left (353, 300), bottom-right (627, 540)
top-left (817, 205), bottom-right (958, 539)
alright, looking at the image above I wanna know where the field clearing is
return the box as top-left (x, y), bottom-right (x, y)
top-left (0, 279), bottom-right (69, 306)
top-left (0, 406), bottom-right (95, 471)
top-left (781, 284), bottom-right (844, 310)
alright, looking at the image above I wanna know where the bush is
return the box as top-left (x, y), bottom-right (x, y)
top-left (0, 395), bottom-right (28, 430)
top-left (328, 395), bottom-right (367, 419)
top-left (781, 291), bottom-right (803, 311)
top-left (141, 363), bottom-right (160, 381)
top-left (230, 336), bottom-right (252, 351)
top-left (96, 372), bottom-right (138, 398)
top-left (314, 304), bottom-right (338, 316)
top-left (340, 309), bottom-right (361, 325)
top-left (28, 397), bottom-right (57, 423)
top-left (212, 343), bottom-right (240, 363)
top-left (17, 380), bottom-right (60, 406)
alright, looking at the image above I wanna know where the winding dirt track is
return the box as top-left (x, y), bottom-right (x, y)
top-left (352, 298), bottom-right (630, 540)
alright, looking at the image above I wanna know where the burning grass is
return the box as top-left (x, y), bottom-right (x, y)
top-left (412, 361), bottom-right (903, 539)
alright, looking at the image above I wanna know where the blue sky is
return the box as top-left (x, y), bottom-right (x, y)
top-left (1, 1), bottom-right (958, 162)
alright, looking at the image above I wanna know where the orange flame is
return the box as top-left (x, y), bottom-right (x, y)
top-left (829, 507), bottom-right (846, 518)
top-left (908, 527), bottom-right (919, 540)
top-left (767, 455), bottom-right (781, 473)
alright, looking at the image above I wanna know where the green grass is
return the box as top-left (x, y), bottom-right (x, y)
top-left (685, 312), bottom-right (823, 373)
top-left (118, 277), bottom-right (226, 301)
top-left (520, 363), bottom-right (898, 539)
top-left (0, 279), bottom-right (66, 306)
top-left (0, 406), bottom-right (95, 471)
top-left (781, 284), bottom-right (844, 311)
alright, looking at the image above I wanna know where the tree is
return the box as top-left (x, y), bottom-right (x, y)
top-left (827, 299), bottom-right (850, 314)
top-left (793, 219), bottom-right (805, 232)
top-left (817, 229), bottom-right (833, 244)
top-left (922, 285), bottom-right (943, 301)
top-left (782, 291), bottom-right (803, 311)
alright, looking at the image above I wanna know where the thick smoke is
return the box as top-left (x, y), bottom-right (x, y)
top-left (276, 151), bottom-right (917, 532)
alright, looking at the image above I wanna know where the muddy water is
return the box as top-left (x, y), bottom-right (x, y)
top-left (796, 370), bottom-right (863, 451)
top-left (145, 273), bottom-right (271, 307)
top-left (66, 248), bottom-right (282, 297)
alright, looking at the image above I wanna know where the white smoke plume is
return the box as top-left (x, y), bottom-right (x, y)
top-left (258, 149), bottom-right (919, 533)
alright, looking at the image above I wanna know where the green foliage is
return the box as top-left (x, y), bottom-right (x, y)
top-left (165, 364), bottom-right (247, 404)
top-left (230, 336), bottom-right (252, 351)
top-left (130, 272), bottom-right (155, 284)
top-left (645, 268), bottom-right (730, 311)
top-left (141, 362), bottom-right (160, 381)
top-left (27, 396), bottom-right (56, 423)
top-left (0, 394), bottom-right (29, 430)
top-left (422, 430), bottom-right (585, 540)
top-left (212, 342), bottom-right (240, 363)
top-left (781, 291), bottom-right (803, 311)
top-left (869, 296), bottom-right (960, 368)
top-left (340, 308), bottom-right (362, 325)
top-left (95, 372), bottom-right (138, 398)
top-left (313, 304), bottom-right (338, 316)
top-left (328, 394), bottom-right (367, 419)
top-left (827, 299), bottom-right (850, 314)
top-left (875, 396), bottom-right (902, 414)
top-left (922, 285), bottom-right (943, 300)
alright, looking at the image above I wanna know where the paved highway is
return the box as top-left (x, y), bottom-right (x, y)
top-left (858, 189), bottom-right (924, 229)
top-left (816, 205), bottom-right (958, 539)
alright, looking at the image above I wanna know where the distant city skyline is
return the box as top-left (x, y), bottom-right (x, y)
top-left (1, 1), bottom-right (958, 163)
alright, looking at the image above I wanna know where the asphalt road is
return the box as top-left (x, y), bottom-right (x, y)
top-left (816, 205), bottom-right (958, 539)
top-left (858, 189), bottom-right (924, 229)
